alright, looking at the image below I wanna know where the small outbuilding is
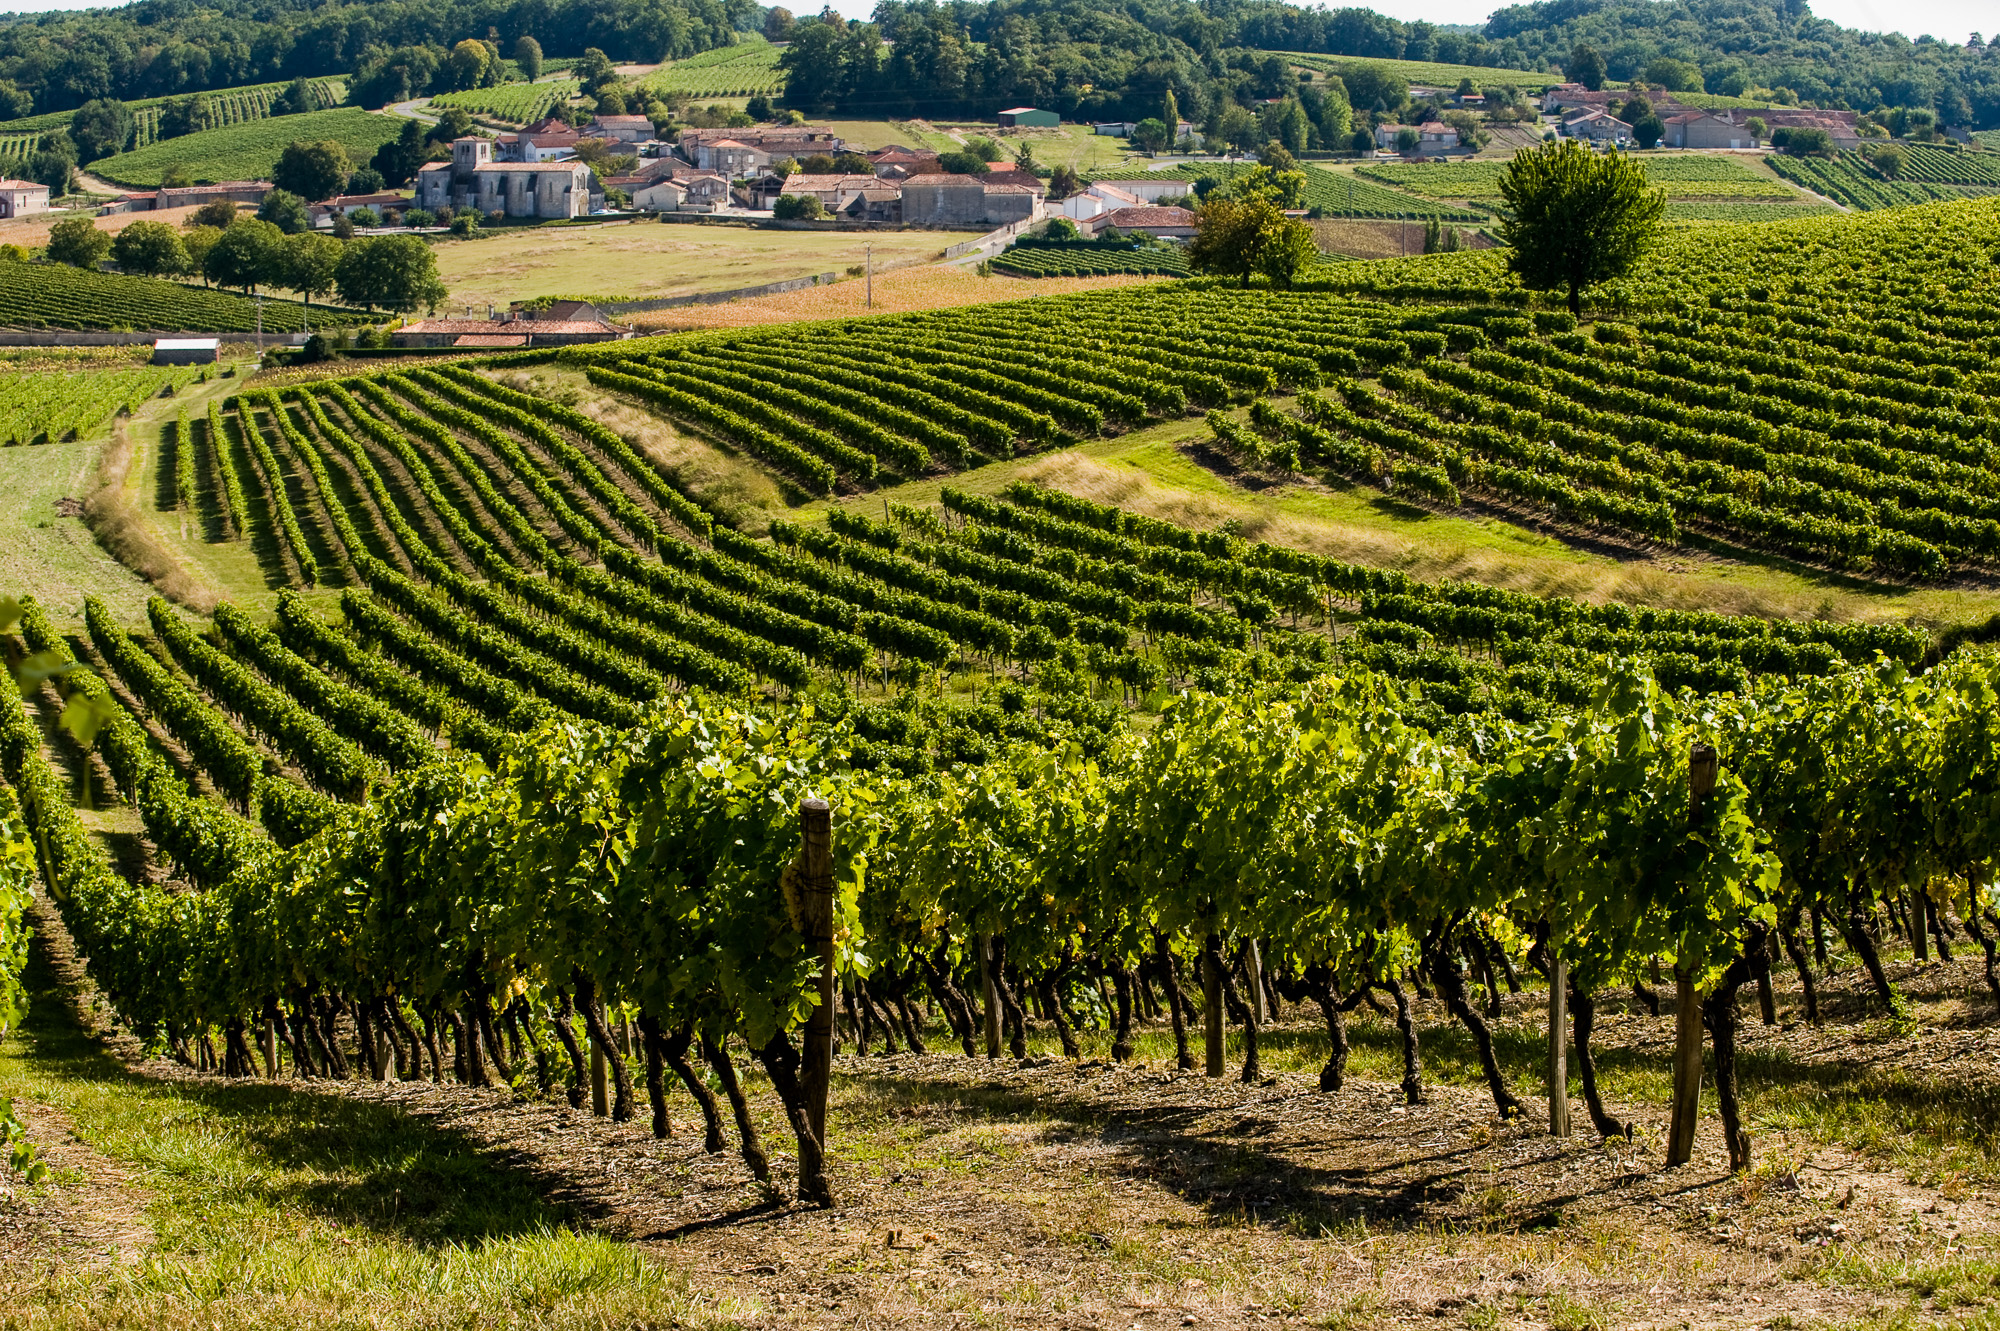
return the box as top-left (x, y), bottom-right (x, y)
top-left (997, 107), bottom-right (1058, 128)
top-left (152, 337), bottom-right (218, 366)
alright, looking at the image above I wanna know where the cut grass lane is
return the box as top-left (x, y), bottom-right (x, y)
top-left (0, 945), bottom-right (719, 1329)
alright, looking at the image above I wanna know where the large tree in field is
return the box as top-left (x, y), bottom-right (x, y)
top-left (1187, 167), bottom-right (1318, 288)
top-left (203, 217), bottom-right (285, 293)
top-left (109, 220), bottom-right (188, 277)
top-left (1497, 139), bottom-right (1663, 316)
top-left (335, 234), bottom-right (446, 313)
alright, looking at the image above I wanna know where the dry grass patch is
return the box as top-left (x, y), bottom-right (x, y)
top-left (626, 263), bottom-right (1163, 331)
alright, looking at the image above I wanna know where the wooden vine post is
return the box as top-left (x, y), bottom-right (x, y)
top-left (1547, 948), bottom-right (1569, 1137)
top-left (1202, 933), bottom-right (1225, 1077)
top-left (1667, 743), bottom-right (1719, 1167)
top-left (799, 797), bottom-right (835, 1149)
top-left (979, 934), bottom-right (1001, 1059)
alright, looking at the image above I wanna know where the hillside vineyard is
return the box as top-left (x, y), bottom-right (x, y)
top-left (8, 202), bottom-right (2000, 1201)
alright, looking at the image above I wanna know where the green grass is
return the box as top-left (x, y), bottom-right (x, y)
top-left (788, 411), bottom-right (2000, 636)
top-left (0, 947), bottom-right (728, 1329)
top-left (89, 108), bottom-right (406, 189)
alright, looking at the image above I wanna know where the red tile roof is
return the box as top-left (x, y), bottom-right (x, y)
top-left (453, 334), bottom-right (531, 347)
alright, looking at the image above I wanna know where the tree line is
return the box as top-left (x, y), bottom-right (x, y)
top-left (41, 205), bottom-right (447, 315)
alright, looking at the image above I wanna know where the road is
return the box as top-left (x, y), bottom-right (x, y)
top-left (389, 98), bottom-right (439, 125)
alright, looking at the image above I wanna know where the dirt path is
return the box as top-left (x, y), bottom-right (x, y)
top-left (0, 892), bottom-right (155, 1276)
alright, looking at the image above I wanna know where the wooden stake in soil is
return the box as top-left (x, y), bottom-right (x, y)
top-left (798, 797), bottom-right (835, 1149)
top-left (1202, 933), bottom-right (1225, 1077)
top-left (1668, 742), bottom-right (1719, 1167)
top-left (1547, 952), bottom-right (1569, 1137)
top-left (591, 1039), bottom-right (609, 1116)
top-left (980, 933), bottom-right (1001, 1059)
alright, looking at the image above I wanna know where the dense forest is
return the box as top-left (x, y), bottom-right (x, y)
top-left (785, 0), bottom-right (2000, 128)
top-left (0, 0), bottom-right (755, 115)
top-left (1, 0), bottom-right (1998, 127)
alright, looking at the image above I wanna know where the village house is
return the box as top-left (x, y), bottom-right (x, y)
top-left (416, 137), bottom-right (596, 218)
top-left (1561, 107), bottom-right (1634, 145)
top-left (902, 175), bottom-right (1038, 225)
top-left (868, 146), bottom-right (940, 177)
top-left (494, 126), bottom-right (581, 161)
top-left (0, 179), bottom-right (49, 218)
top-left (583, 114), bottom-right (655, 144)
top-left (678, 126), bottom-right (844, 171)
top-left (841, 187), bottom-right (903, 223)
top-left (1417, 121), bottom-right (1460, 151)
top-left (1663, 112), bottom-right (1747, 149)
top-left (772, 173), bottom-right (880, 211)
top-left (308, 192), bottom-right (409, 225)
top-left (634, 172), bottom-right (730, 212)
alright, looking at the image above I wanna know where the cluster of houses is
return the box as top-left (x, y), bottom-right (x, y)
top-left (1542, 84), bottom-right (1861, 149)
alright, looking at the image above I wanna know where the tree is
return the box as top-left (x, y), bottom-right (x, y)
top-left (348, 166), bottom-right (385, 194)
top-left (1131, 118), bottom-right (1170, 154)
top-left (186, 197), bottom-right (238, 229)
top-left (1273, 97), bottom-right (1309, 154)
top-left (157, 95), bottom-right (209, 140)
top-left (29, 147), bottom-right (74, 197)
top-left (0, 80), bottom-right (30, 120)
top-left (1867, 144), bottom-right (1903, 177)
top-left (774, 193), bottom-right (827, 219)
top-left (1745, 116), bottom-right (1767, 144)
top-left (1617, 94), bottom-right (1652, 125)
top-left (1443, 109), bottom-right (1486, 150)
top-left (1395, 126), bottom-right (1421, 153)
top-left (1217, 104), bottom-right (1259, 155)
top-left (282, 231), bottom-right (342, 311)
top-left (765, 6), bottom-right (797, 41)
top-left (1048, 166), bottom-right (1081, 200)
top-left (1256, 215), bottom-right (1319, 288)
top-left (45, 216), bottom-right (109, 269)
top-left (445, 40), bottom-right (495, 92)
top-left (1633, 114), bottom-right (1665, 149)
top-left (1226, 163), bottom-right (1306, 209)
top-left (747, 95), bottom-right (773, 121)
top-left (425, 108), bottom-right (476, 146)
top-left (1343, 62), bottom-right (1408, 113)
top-left (1784, 126), bottom-right (1833, 156)
top-left (1258, 139), bottom-right (1298, 172)
top-left (270, 76), bottom-right (313, 115)
top-left (1497, 139), bottom-right (1664, 316)
top-left (334, 234), bottom-right (447, 313)
top-left (1162, 88), bottom-right (1180, 134)
top-left (937, 150), bottom-right (989, 175)
top-left (159, 164), bottom-right (190, 189)
top-left (180, 225), bottom-right (222, 282)
top-left (515, 35), bottom-right (543, 82)
top-left (1045, 216), bottom-right (1079, 240)
top-left (69, 98), bottom-right (132, 163)
top-left (594, 86), bottom-right (628, 116)
top-left (109, 219), bottom-right (188, 276)
top-left (257, 189), bottom-right (313, 235)
top-left (373, 119), bottom-right (428, 188)
top-left (272, 140), bottom-right (352, 201)
top-left (1643, 57), bottom-right (1703, 92)
top-left (964, 135), bottom-right (1003, 162)
top-left (1566, 43), bottom-right (1607, 91)
top-left (578, 47), bottom-right (617, 94)
top-left (204, 217), bottom-right (286, 293)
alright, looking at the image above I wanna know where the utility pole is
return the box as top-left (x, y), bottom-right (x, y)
top-left (255, 294), bottom-right (264, 354)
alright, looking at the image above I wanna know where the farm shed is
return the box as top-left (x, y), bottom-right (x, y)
top-left (997, 107), bottom-right (1059, 128)
top-left (151, 338), bottom-right (218, 365)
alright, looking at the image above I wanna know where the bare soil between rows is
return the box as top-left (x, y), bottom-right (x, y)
top-left (7, 886), bottom-right (1998, 1329)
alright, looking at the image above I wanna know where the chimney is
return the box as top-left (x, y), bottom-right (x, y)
top-left (487, 304), bottom-right (494, 321)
